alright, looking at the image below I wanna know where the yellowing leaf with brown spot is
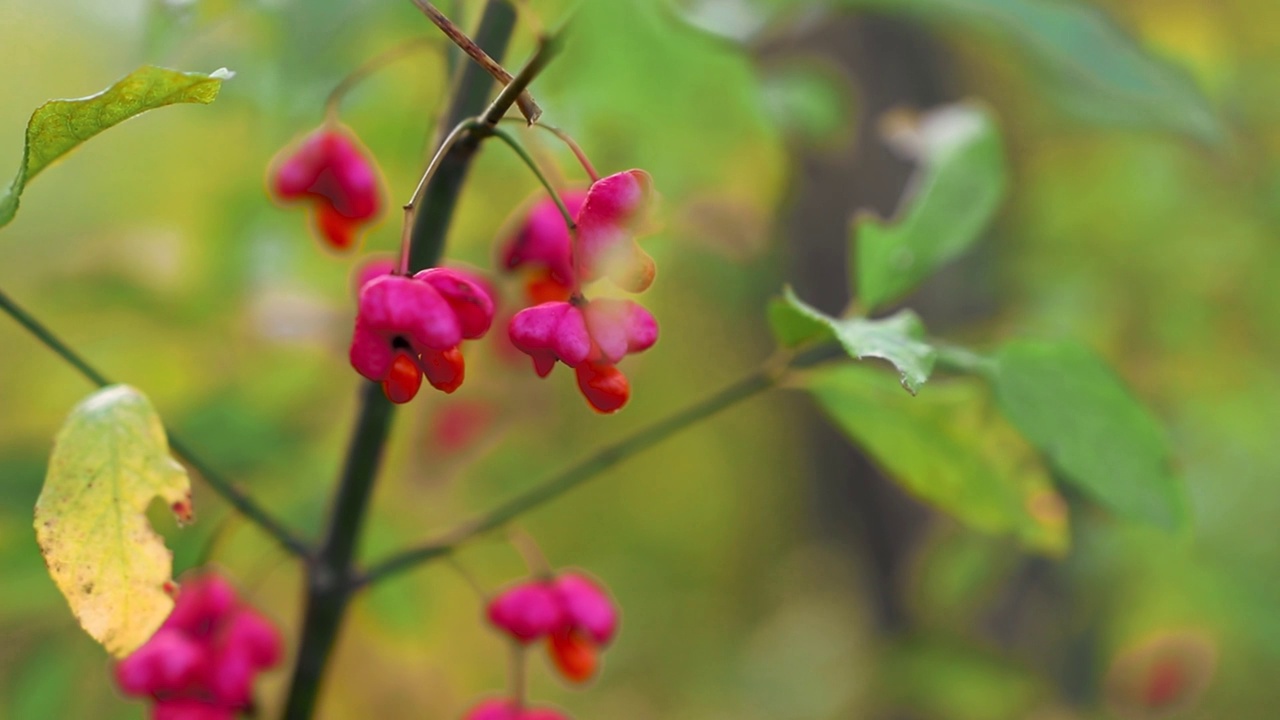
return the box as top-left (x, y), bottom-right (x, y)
top-left (35, 385), bottom-right (192, 657)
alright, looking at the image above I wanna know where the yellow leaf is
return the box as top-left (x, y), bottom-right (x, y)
top-left (34, 385), bottom-right (192, 657)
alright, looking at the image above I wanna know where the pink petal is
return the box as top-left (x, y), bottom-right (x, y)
top-left (509, 302), bottom-right (570, 354)
top-left (502, 191), bottom-right (588, 285)
top-left (554, 573), bottom-right (619, 645)
top-left (575, 170), bottom-right (654, 286)
top-left (163, 573), bottom-right (238, 637)
top-left (531, 352), bottom-right (558, 378)
top-left (349, 322), bottom-right (394, 381)
top-left (486, 582), bottom-right (568, 642)
top-left (327, 131), bottom-right (381, 220)
top-left (357, 274), bottom-right (461, 351)
top-left (551, 305), bottom-right (592, 368)
top-left (623, 301), bottom-right (659, 353)
top-left (115, 629), bottom-right (206, 696)
top-left (584, 300), bottom-right (658, 363)
top-left (206, 646), bottom-right (256, 708)
top-left (415, 268), bottom-right (496, 340)
top-left (222, 608), bottom-right (282, 669)
top-left (583, 300), bottom-right (631, 364)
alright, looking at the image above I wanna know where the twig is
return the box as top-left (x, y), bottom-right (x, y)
top-left (355, 347), bottom-right (834, 588)
top-left (411, 0), bottom-right (542, 123)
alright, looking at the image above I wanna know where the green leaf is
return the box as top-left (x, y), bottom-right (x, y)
top-left (992, 341), bottom-right (1185, 530)
top-left (34, 385), bottom-right (193, 657)
top-left (854, 102), bottom-right (1006, 311)
top-left (0, 65), bottom-right (232, 230)
top-left (840, 0), bottom-right (1222, 144)
top-left (806, 364), bottom-right (1069, 554)
top-left (770, 286), bottom-right (937, 394)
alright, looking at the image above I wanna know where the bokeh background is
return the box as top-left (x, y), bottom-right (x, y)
top-left (1, 0), bottom-right (1279, 718)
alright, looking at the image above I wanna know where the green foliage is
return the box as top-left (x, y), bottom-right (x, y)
top-left (993, 341), bottom-right (1186, 530)
top-left (841, 0), bottom-right (1222, 143)
top-left (0, 65), bottom-right (231, 230)
top-left (854, 102), bottom-right (1005, 311)
top-left (34, 385), bottom-right (191, 657)
top-left (805, 364), bottom-right (1069, 554)
top-left (770, 287), bottom-right (937, 394)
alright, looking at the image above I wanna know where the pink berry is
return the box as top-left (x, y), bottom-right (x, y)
top-left (114, 629), bottom-right (204, 696)
top-left (508, 302), bottom-right (593, 375)
top-left (269, 124), bottom-right (384, 252)
top-left (114, 570), bottom-right (281, 719)
top-left (553, 573), bottom-right (619, 646)
top-left (501, 191), bottom-right (588, 290)
top-left (349, 269), bottom-right (495, 402)
top-left (487, 582), bottom-right (568, 643)
top-left (575, 170), bottom-right (656, 292)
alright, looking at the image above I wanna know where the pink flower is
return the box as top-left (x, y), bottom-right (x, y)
top-left (270, 123), bottom-right (384, 251)
top-left (350, 268), bottom-right (495, 402)
top-left (485, 572), bottom-right (619, 684)
top-left (575, 170), bottom-right (656, 293)
top-left (115, 572), bottom-right (281, 718)
top-left (462, 698), bottom-right (571, 720)
top-left (508, 299), bottom-right (657, 413)
top-left (501, 191), bottom-right (588, 303)
top-left (500, 173), bottom-right (657, 297)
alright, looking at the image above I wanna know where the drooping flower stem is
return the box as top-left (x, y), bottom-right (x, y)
top-left (0, 287), bottom-right (309, 557)
top-left (487, 124), bottom-right (577, 230)
top-left (502, 118), bottom-right (601, 181)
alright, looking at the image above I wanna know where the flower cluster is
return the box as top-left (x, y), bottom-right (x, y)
top-left (270, 123), bottom-right (384, 252)
top-left (349, 268), bottom-right (496, 403)
top-left (503, 170), bottom-right (660, 413)
top-left (115, 572), bottom-right (281, 720)
top-left (487, 571), bottom-right (619, 683)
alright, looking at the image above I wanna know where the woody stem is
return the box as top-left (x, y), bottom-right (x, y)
top-left (280, 3), bottom-right (524, 719)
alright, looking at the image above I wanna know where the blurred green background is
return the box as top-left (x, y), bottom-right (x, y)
top-left (2, 0), bottom-right (1279, 718)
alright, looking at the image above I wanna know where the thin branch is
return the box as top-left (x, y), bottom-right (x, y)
top-left (502, 119), bottom-right (600, 181)
top-left (480, 32), bottom-right (565, 127)
top-left (411, 0), bottom-right (542, 123)
top-left (0, 287), bottom-right (310, 557)
top-left (355, 349), bottom-right (834, 589)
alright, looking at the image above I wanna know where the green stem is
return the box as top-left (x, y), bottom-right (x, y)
top-left (280, 2), bottom-right (523, 717)
top-left (0, 287), bottom-right (309, 557)
top-left (486, 124), bottom-right (576, 229)
top-left (355, 349), bottom-right (832, 588)
top-left (282, 382), bottom-right (393, 720)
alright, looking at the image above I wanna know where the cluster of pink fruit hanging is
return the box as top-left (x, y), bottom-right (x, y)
top-left (115, 88), bottom-right (647, 717)
top-left (275, 122), bottom-right (660, 414)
